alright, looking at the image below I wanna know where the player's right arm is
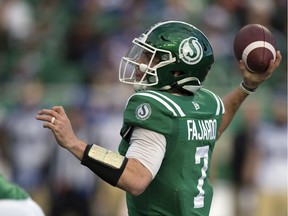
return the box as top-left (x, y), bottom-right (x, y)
top-left (218, 51), bottom-right (282, 138)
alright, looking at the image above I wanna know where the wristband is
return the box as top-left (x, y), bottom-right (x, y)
top-left (239, 81), bottom-right (257, 94)
top-left (81, 144), bottom-right (128, 186)
top-left (88, 144), bottom-right (125, 169)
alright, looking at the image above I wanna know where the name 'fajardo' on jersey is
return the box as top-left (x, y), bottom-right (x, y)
top-left (187, 119), bottom-right (217, 141)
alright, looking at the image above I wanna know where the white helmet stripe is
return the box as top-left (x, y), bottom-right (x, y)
top-left (142, 20), bottom-right (199, 41)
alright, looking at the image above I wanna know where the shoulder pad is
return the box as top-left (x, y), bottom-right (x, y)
top-left (123, 91), bottom-right (177, 134)
top-left (198, 88), bottom-right (225, 116)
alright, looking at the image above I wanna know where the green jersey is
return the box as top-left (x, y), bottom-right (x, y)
top-left (119, 89), bottom-right (225, 216)
top-left (0, 174), bottom-right (29, 200)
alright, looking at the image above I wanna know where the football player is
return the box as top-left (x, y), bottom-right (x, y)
top-left (36, 21), bottom-right (282, 215)
top-left (0, 174), bottom-right (45, 216)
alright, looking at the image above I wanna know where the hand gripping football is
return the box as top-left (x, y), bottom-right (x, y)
top-left (233, 24), bottom-right (276, 73)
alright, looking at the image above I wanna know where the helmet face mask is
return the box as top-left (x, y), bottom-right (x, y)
top-left (119, 20), bottom-right (214, 93)
top-left (119, 38), bottom-right (176, 89)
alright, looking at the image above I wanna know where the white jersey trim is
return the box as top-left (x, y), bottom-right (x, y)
top-left (217, 95), bottom-right (225, 114)
top-left (135, 92), bottom-right (178, 116)
top-left (147, 90), bottom-right (186, 117)
top-left (201, 88), bottom-right (225, 115)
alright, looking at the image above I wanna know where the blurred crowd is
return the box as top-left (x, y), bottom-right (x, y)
top-left (0, 0), bottom-right (286, 216)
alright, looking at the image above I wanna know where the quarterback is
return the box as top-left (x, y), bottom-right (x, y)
top-left (36, 21), bottom-right (282, 215)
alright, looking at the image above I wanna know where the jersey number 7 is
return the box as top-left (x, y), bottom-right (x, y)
top-left (194, 145), bottom-right (209, 208)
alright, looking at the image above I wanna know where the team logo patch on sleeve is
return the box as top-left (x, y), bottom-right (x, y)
top-left (136, 103), bottom-right (152, 120)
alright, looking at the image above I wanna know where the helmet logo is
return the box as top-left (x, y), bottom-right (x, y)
top-left (136, 103), bottom-right (151, 120)
top-left (179, 37), bottom-right (203, 65)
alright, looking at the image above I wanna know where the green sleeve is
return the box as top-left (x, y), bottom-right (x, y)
top-left (122, 92), bottom-right (174, 135)
top-left (0, 174), bottom-right (29, 200)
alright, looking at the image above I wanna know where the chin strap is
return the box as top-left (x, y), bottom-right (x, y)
top-left (160, 77), bottom-right (202, 93)
top-left (133, 77), bottom-right (202, 93)
top-left (182, 84), bottom-right (202, 93)
top-left (133, 84), bottom-right (148, 92)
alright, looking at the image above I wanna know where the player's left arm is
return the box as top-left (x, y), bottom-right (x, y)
top-left (218, 51), bottom-right (282, 138)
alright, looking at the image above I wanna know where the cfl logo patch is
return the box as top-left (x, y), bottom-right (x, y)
top-left (136, 103), bottom-right (151, 120)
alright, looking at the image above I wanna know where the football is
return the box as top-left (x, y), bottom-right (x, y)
top-left (233, 24), bottom-right (276, 73)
